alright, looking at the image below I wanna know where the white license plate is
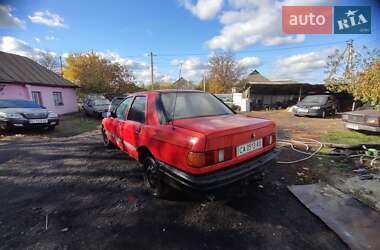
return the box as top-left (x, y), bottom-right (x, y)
top-left (298, 108), bottom-right (308, 113)
top-left (236, 139), bottom-right (263, 157)
top-left (346, 123), bottom-right (359, 130)
top-left (29, 119), bottom-right (48, 124)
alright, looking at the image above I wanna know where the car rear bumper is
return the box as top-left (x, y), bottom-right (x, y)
top-left (157, 148), bottom-right (281, 192)
top-left (345, 122), bottom-right (380, 132)
top-left (0, 118), bottom-right (59, 130)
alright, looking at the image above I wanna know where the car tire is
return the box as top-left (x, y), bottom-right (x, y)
top-left (143, 156), bottom-right (169, 198)
top-left (101, 128), bottom-right (115, 148)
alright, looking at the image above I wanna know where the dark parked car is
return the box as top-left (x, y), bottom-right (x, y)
top-left (0, 99), bottom-right (59, 130)
top-left (293, 95), bottom-right (337, 118)
top-left (342, 109), bottom-right (380, 133)
top-left (83, 95), bottom-right (111, 118)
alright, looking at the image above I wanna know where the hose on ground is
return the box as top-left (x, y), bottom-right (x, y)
top-left (276, 138), bottom-right (323, 164)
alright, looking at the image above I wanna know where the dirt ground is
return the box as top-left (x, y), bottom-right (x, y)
top-left (0, 129), bottom-right (347, 250)
top-left (247, 110), bottom-right (345, 140)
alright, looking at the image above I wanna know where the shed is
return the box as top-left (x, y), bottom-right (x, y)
top-left (244, 70), bottom-right (328, 110)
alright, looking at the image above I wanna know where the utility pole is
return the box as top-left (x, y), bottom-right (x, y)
top-left (344, 40), bottom-right (355, 111)
top-left (203, 74), bottom-right (206, 92)
top-left (150, 52), bottom-right (156, 90)
top-left (59, 56), bottom-right (63, 77)
top-left (178, 63), bottom-right (183, 80)
top-left (345, 39), bottom-right (354, 81)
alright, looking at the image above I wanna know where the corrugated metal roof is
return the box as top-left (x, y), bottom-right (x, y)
top-left (0, 51), bottom-right (76, 88)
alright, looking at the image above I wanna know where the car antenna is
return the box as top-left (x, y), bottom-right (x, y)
top-left (171, 63), bottom-right (182, 128)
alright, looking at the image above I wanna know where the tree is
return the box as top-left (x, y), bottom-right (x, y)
top-left (325, 46), bottom-right (380, 93)
top-left (348, 59), bottom-right (380, 105)
top-left (159, 82), bottom-right (176, 89)
top-left (207, 53), bottom-right (242, 93)
top-left (63, 52), bottom-right (140, 95)
top-left (37, 51), bottom-right (59, 71)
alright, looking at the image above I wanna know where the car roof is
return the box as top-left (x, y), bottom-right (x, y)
top-left (346, 109), bottom-right (380, 116)
top-left (131, 89), bottom-right (204, 95)
top-left (0, 99), bottom-right (34, 102)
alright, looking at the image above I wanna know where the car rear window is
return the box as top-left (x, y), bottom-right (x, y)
top-left (94, 99), bottom-right (110, 106)
top-left (160, 92), bottom-right (233, 121)
top-left (0, 99), bottom-right (42, 108)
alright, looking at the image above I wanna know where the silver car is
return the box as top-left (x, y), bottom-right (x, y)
top-left (0, 99), bottom-right (59, 131)
top-left (83, 95), bottom-right (111, 118)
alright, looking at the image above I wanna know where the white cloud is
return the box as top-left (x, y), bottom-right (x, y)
top-left (34, 37), bottom-right (41, 43)
top-left (179, 0), bottom-right (223, 20)
top-left (45, 35), bottom-right (57, 40)
top-left (99, 51), bottom-right (174, 84)
top-left (98, 51), bottom-right (149, 70)
top-left (185, 0), bottom-right (327, 51)
top-left (237, 56), bottom-right (261, 69)
top-left (271, 48), bottom-right (335, 83)
top-left (171, 57), bottom-right (208, 82)
top-left (28, 10), bottom-right (67, 28)
top-left (0, 36), bottom-right (45, 59)
top-left (0, 5), bottom-right (24, 28)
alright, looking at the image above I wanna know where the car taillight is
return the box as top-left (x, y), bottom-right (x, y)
top-left (187, 147), bottom-right (233, 168)
top-left (263, 133), bottom-right (276, 147)
top-left (187, 151), bottom-right (214, 168)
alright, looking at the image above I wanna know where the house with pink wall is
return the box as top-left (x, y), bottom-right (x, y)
top-left (0, 51), bottom-right (78, 115)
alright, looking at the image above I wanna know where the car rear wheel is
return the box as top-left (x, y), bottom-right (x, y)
top-left (143, 156), bottom-right (169, 198)
top-left (101, 128), bottom-right (115, 148)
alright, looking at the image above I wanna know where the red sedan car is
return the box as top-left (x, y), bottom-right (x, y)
top-left (102, 90), bottom-right (279, 197)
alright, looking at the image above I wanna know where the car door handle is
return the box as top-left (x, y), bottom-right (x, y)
top-left (135, 127), bottom-right (141, 133)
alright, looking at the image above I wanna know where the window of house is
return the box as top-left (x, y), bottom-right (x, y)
top-left (127, 96), bottom-right (146, 123)
top-left (31, 91), bottom-right (43, 106)
top-left (53, 92), bottom-right (63, 106)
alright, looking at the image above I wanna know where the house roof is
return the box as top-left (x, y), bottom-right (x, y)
top-left (246, 70), bottom-right (270, 82)
top-left (245, 70), bottom-right (301, 85)
top-left (173, 77), bottom-right (191, 88)
top-left (0, 51), bottom-right (77, 88)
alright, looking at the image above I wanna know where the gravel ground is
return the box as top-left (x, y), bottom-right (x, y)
top-left (0, 131), bottom-right (347, 250)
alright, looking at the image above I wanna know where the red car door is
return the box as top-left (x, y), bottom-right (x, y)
top-left (118, 96), bottom-right (147, 159)
top-left (112, 97), bottom-right (133, 149)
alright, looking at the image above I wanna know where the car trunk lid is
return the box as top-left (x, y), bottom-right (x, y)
top-left (173, 114), bottom-right (275, 151)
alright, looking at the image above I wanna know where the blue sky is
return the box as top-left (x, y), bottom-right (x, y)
top-left (0, 0), bottom-right (379, 85)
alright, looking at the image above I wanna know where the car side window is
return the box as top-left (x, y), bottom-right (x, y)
top-left (127, 96), bottom-right (146, 123)
top-left (115, 97), bottom-right (132, 120)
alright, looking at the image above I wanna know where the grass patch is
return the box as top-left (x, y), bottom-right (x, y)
top-left (319, 146), bottom-right (335, 155)
top-left (321, 130), bottom-right (380, 145)
top-left (48, 112), bottom-right (101, 137)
